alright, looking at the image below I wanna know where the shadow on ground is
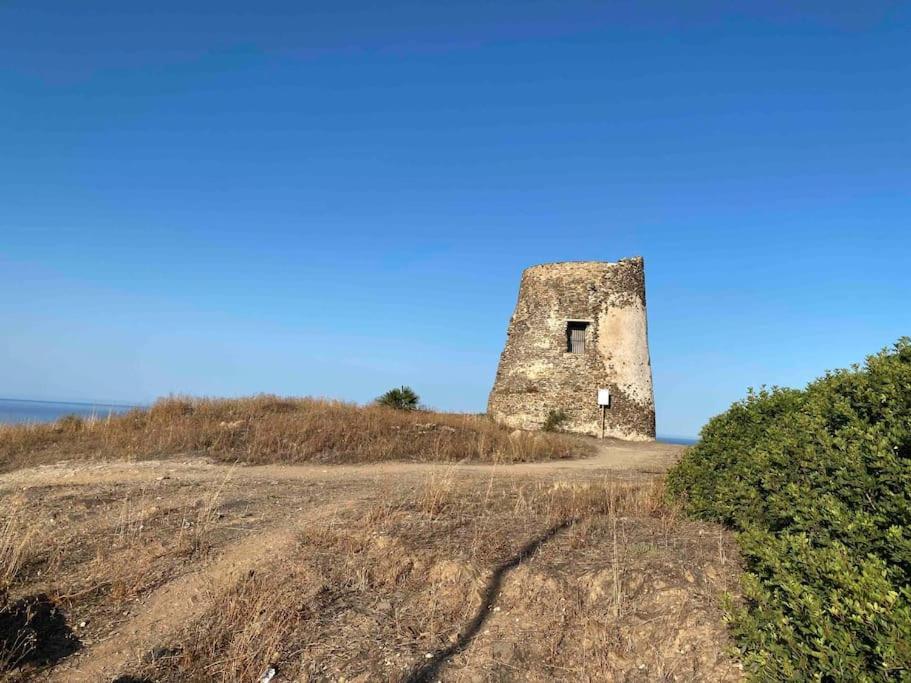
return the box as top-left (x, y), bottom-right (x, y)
top-left (405, 518), bottom-right (576, 683)
top-left (0, 593), bottom-right (82, 671)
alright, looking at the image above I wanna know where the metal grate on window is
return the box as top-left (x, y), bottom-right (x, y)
top-left (567, 321), bottom-right (589, 353)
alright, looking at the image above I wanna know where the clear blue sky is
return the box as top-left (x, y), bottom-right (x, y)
top-left (1, 1), bottom-right (908, 437)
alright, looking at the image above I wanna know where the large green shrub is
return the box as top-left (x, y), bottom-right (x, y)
top-left (667, 338), bottom-right (911, 680)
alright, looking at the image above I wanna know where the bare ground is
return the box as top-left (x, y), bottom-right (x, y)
top-left (1, 439), bottom-right (742, 682)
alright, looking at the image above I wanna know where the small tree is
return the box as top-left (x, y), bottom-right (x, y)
top-left (375, 386), bottom-right (420, 411)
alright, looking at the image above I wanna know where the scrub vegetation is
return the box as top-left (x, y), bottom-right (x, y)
top-left (542, 408), bottom-right (570, 432)
top-left (0, 460), bottom-right (740, 681)
top-left (8, 341), bottom-right (908, 680)
top-left (375, 385), bottom-right (421, 411)
top-left (0, 395), bottom-right (591, 473)
top-left (668, 338), bottom-right (911, 680)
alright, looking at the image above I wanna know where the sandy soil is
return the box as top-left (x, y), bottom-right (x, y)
top-left (1, 439), bottom-right (742, 682)
top-left (0, 438), bottom-right (683, 493)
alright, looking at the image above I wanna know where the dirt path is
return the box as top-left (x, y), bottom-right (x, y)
top-left (45, 500), bottom-right (351, 683)
top-left (0, 439), bottom-right (684, 494)
top-left (5, 439), bottom-right (692, 681)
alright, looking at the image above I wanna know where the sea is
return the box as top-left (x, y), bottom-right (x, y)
top-left (659, 435), bottom-right (699, 446)
top-left (0, 398), bottom-right (143, 425)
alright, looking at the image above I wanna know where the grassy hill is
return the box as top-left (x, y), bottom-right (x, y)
top-left (0, 395), bottom-right (591, 472)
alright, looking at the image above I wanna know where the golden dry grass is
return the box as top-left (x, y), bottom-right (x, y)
top-left (0, 512), bottom-right (32, 615)
top-left (0, 403), bottom-right (736, 681)
top-left (121, 473), bottom-right (739, 682)
top-left (0, 395), bottom-right (591, 473)
top-left (0, 462), bottom-right (741, 681)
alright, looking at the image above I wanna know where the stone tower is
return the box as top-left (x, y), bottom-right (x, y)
top-left (487, 257), bottom-right (656, 440)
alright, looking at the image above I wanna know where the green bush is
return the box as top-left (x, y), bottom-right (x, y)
top-left (56, 414), bottom-right (84, 432)
top-left (375, 386), bottom-right (420, 411)
top-left (542, 408), bottom-right (569, 432)
top-left (667, 338), bottom-right (911, 680)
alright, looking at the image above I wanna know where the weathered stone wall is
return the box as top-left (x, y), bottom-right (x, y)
top-left (487, 258), bottom-right (656, 440)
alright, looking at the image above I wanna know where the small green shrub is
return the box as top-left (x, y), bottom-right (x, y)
top-left (375, 386), bottom-right (420, 411)
top-left (542, 408), bottom-right (569, 432)
top-left (667, 338), bottom-right (911, 680)
top-left (55, 414), bottom-right (84, 433)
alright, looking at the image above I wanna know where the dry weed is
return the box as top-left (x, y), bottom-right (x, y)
top-left (0, 396), bottom-right (591, 472)
top-left (0, 512), bottom-right (49, 674)
top-left (0, 512), bottom-right (31, 601)
top-left (127, 474), bottom-right (738, 682)
top-left (146, 568), bottom-right (317, 682)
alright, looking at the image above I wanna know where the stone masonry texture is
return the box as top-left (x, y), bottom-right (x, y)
top-left (487, 258), bottom-right (656, 440)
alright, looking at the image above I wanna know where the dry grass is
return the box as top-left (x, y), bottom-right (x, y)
top-left (0, 506), bottom-right (63, 672)
top-left (0, 437), bottom-right (738, 681)
top-left (123, 473), bottom-right (741, 682)
top-left (0, 395), bottom-right (591, 473)
top-left (0, 514), bottom-right (32, 602)
top-left (138, 564), bottom-right (323, 682)
top-left (1, 511), bottom-right (35, 670)
top-left (0, 469), bottom-right (308, 681)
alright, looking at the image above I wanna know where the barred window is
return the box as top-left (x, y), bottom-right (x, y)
top-left (566, 321), bottom-right (590, 353)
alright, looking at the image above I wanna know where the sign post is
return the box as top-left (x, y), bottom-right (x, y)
top-left (597, 388), bottom-right (611, 440)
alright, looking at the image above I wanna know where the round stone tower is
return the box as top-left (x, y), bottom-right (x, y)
top-left (487, 257), bottom-right (656, 440)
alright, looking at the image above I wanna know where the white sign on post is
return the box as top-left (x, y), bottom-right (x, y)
top-left (597, 388), bottom-right (611, 406)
